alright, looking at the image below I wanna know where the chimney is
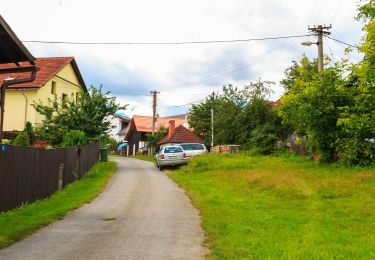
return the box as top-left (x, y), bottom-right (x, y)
top-left (168, 120), bottom-right (175, 137)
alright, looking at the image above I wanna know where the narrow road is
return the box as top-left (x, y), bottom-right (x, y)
top-left (0, 158), bottom-right (205, 260)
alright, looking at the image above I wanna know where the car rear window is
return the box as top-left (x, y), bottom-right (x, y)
top-left (181, 144), bottom-right (205, 150)
top-left (180, 144), bottom-right (193, 150)
top-left (164, 147), bottom-right (183, 153)
top-left (192, 144), bottom-right (205, 150)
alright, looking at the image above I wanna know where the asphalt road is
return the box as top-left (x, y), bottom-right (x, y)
top-left (0, 157), bottom-right (205, 260)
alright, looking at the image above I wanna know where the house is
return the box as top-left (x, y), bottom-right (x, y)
top-left (0, 56), bottom-right (86, 133)
top-left (110, 111), bottom-right (131, 142)
top-left (0, 14), bottom-right (38, 141)
top-left (158, 120), bottom-right (203, 146)
top-left (125, 114), bottom-right (188, 156)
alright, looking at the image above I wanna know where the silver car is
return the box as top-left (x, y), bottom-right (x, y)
top-left (155, 145), bottom-right (187, 170)
top-left (179, 143), bottom-right (207, 158)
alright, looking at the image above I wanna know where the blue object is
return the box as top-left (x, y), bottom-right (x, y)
top-left (1, 144), bottom-right (5, 152)
top-left (117, 143), bottom-right (128, 151)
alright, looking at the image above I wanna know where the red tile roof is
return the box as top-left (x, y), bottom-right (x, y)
top-left (132, 115), bottom-right (186, 133)
top-left (158, 125), bottom-right (203, 145)
top-left (0, 57), bottom-right (86, 90)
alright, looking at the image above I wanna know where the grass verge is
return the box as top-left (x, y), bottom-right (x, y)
top-left (0, 161), bottom-right (116, 249)
top-left (169, 153), bottom-right (375, 259)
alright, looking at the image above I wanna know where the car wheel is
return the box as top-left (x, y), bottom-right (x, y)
top-left (158, 163), bottom-right (163, 171)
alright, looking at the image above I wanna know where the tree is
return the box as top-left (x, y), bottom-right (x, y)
top-left (33, 85), bottom-right (125, 146)
top-left (189, 80), bottom-right (284, 152)
top-left (146, 127), bottom-right (168, 148)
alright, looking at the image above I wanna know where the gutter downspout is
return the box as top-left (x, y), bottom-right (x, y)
top-left (20, 90), bottom-right (28, 126)
top-left (0, 65), bottom-right (37, 142)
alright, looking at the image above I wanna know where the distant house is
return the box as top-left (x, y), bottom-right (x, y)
top-left (125, 114), bottom-right (188, 156)
top-left (158, 120), bottom-right (203, 146)
top-left (110, 111), bottom-right (131, 142)
top-left (0, 57), bottom-right (86, 132)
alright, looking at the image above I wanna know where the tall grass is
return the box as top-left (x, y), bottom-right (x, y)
top-left (170, 153), bottom-right (375, 259)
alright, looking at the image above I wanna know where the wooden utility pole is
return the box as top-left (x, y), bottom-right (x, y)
top-left (211, 92), bottom-right (215, 148)
top-left (308, 25), bottom-right (331, 72)
top-left (150, 90), bottom-right (159, 135)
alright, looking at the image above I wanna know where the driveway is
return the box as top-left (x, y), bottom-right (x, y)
top-left (0, 157), bottom-right (205, 260)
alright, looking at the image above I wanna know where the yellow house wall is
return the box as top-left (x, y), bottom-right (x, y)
top-left (3, 89), bottom-right (37, 131)
top-left (3, 62), bottom-right (84, 131)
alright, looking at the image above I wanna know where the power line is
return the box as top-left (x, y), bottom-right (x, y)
top-left (22, 34), bottom-right (311, 45)
top-left (325, 35), bottom-right (359, 49)
top-left (170, 40), bottom-right (301, 89)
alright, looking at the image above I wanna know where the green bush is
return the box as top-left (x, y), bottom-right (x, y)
top-left (24, 121), bottom-right (34, 141)
top-left (243, 128), bottom-right (278, 155)
top-left (62, 130), bottom-right (87, 147)
top-left (12, 131), bottom-right (31, 146)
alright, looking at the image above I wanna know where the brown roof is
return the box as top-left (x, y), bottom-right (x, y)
top-left (124, 115), bottom-right (187, 140)
top-left (0, 57), bottom-right (86, 90)
top-left (133, 115), bottom-right (186, 133)
top-left (158, 125), bottom-right (203, 145)
top-left (0, 15), bottom-right (35, 64)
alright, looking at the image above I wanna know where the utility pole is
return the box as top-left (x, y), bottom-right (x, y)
top-left (211, 92), bottom-right (214, 148)
top-left (307, 24), bottom-right (332, 72)
top-left (150, 90), bottom-right (159, 135)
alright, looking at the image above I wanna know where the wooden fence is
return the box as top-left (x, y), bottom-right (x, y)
top-left (0, 142), bottom-right (100, 213)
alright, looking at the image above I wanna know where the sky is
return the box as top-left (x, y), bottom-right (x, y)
top-left (1, 0), bottom-right (365, 117)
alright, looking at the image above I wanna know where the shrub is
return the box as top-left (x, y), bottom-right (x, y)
top-left (62, 130), bottom-right (87, 147)
top-left (12, 131), bottom-right (31, 146)
top-left (24, 121), bottom-right (34, 141)
top-left (243, 128), bottom-right (278, 155)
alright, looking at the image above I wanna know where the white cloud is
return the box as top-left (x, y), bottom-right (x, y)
top-left (1, 0), bottom-right (364, 115)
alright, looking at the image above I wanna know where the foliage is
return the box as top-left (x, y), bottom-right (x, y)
top-left (0, 161), bottom-right (116, 249)
top-left (24, 122), bottom-right (34, 141)
top-left (62, 130), bottom-right (87, 147)
top-left (1, 139), bottom-right (11, 145)
top-left (170, 153), bottom-right (375, 258)
top-left (12, 131), bottom-right (30, 146)
top-left (33, 85), bottom-right (125, 146)
top-left (189, 80), bottom-right (285, 150)
top-left (280, 57), bottom-right (349, 161)
top-left (145, 127), bottom-right (168, 148)
top-left (98, 135), bottom-right (118, 149)
top-left (279, 1), bottom-right (375, 165)
top-left (242, 127), bottom-right (278, 154)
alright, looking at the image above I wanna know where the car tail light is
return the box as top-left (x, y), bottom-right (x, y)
top-left (183, 153), bottom-right (186, 158)
top-left (161, 154), bottom-right (165, 159)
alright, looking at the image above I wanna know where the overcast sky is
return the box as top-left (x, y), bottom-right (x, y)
top-left (2, 0), bottom-right (364, 117)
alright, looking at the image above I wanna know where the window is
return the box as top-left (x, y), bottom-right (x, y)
top-left (192, 144), bottom-right (205, 150)
top-left (62, 93), bottom-right (68, 101)
top-left (180, 144), bottom-right (194, 151)
top-left (51, 81), bottom-right (56, 94)
top-left (181, 144), bottom-right (205, 150)
top-left (164, 147), bottom-right (183, 153)
top-left (76, 92), bottom-right (80, 102)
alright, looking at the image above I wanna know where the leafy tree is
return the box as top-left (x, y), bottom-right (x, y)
top-left (33, 85), bottom-right (125, 146)
top-left (146, 127), bottom-right (168, 148)
top-left (189, 80), bottom-right (284, 151)
top-left (62, 130), bottom-right (87, 147)
top-left (334, 0), bottom-right (375, 165)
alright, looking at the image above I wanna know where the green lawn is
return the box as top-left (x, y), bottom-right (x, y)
top-left (169, 153), bottom-right (375, 259)
top-left (0, 161), bottom-right (117, 249)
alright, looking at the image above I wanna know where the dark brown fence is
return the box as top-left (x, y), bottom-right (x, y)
top-left (0, 142), bottom-right (99, 213)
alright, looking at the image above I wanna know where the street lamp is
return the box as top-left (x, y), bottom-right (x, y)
top-left (301, 41), bottom-right (317, 46)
